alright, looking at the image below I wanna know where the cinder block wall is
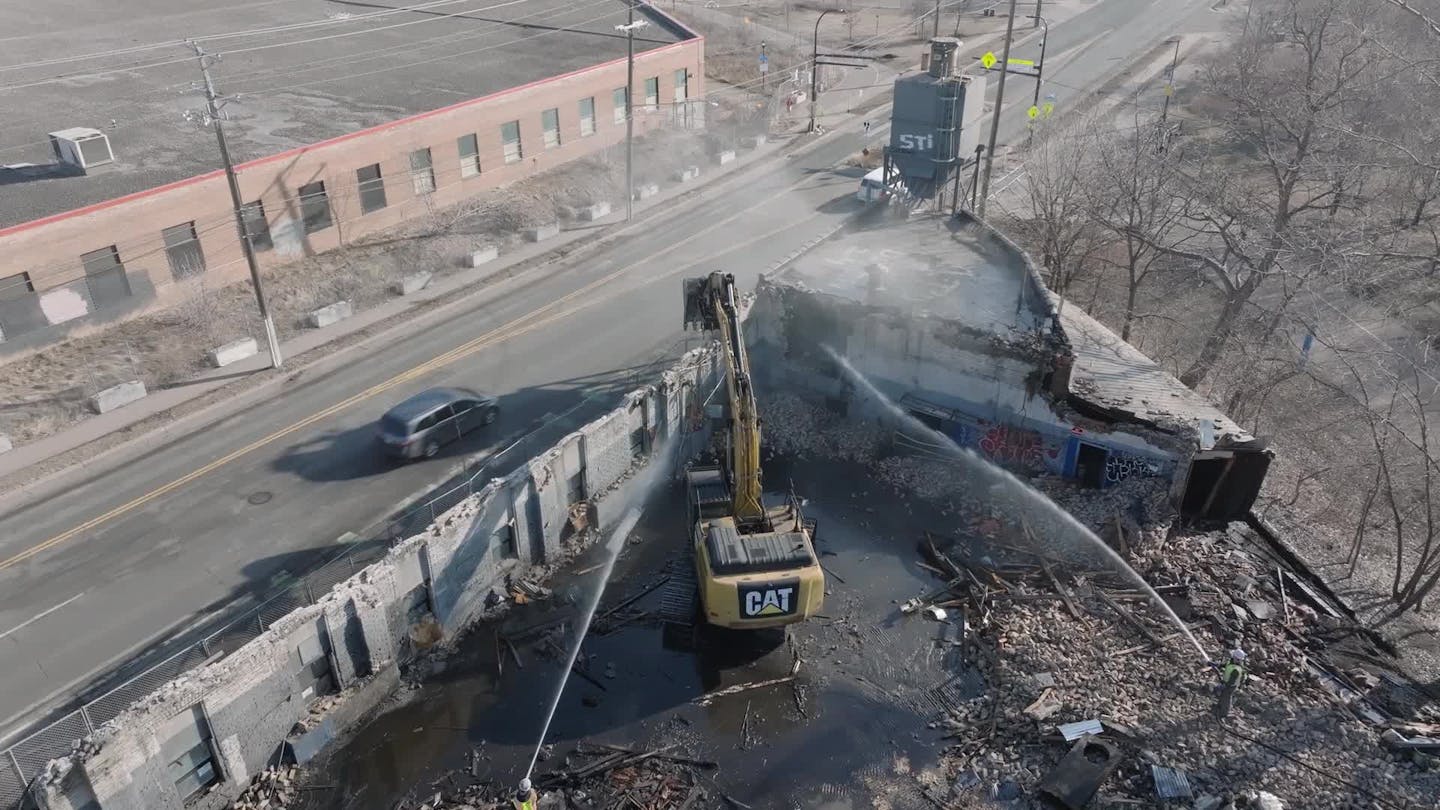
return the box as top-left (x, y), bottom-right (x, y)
top-left (34, 344), bottom-right (718, 810)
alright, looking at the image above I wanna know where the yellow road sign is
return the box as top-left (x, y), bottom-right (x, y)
top-left (981, 51), bottom-right (997, 69)
top-left (1027, 105), bottom-right (1040, 120)
top-left (1008, 58), bottom-right (1035, 66)
top-left (1042, 101), bottom-right (1055, 117)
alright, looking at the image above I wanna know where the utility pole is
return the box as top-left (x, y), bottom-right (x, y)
top-left (1034, 0), bottom-right (1042, 27)
top-left (189, 42), bottom-right (282, 370)
top-left (616, 10), bottom-right (648, 221)
top-left (1160, 36), bottom-right (1180, 126)
top-left (933, 0), bottom-right (942, 38)
top-left (975, 0), bottom-right (1018, 219)
top-left (1030, 16), bottom-right (1048, 110)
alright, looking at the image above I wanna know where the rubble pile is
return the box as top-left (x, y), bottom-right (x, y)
top-left (230, 766), bottom-right (301, 809)
top-left (361, 745), bottom-right (721, 809)
top-left (760, 391), bottom-right (1440, 808)
top-left (758, 392), bottom-right (882, 462)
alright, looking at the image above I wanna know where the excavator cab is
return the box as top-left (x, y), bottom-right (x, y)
top-left (665, 273), bottom-right (824, 632)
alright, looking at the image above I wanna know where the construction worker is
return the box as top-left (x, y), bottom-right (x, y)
top-left (512, 777), bottom-right (538, 810)
top-left (1214, 647), bottom-right (1247, 720)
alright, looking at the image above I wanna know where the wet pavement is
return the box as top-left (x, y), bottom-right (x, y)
top-left (297, 456), bottom-right (983, 809)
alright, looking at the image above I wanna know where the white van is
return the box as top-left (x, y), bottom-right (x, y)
top-left (857, 166), bottom-right (891, 203)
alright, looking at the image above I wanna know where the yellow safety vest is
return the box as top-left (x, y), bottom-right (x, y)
top-left (512, 791), bottom-right (538, 810)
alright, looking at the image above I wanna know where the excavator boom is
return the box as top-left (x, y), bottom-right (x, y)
top-left (683, 272), bottom-right (764, 525)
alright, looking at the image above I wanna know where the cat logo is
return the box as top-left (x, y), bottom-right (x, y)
top-left (739, 581), bottom-right (799, 618)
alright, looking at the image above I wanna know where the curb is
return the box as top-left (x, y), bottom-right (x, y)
top-left (0, 106), bottom-right (883, 517)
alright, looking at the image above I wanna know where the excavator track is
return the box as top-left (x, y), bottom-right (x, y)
top-left (658, 546), bottom-right (699, 626)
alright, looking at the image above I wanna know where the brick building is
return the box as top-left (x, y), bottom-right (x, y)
top-left (0, 0), bottom-right (704, 357)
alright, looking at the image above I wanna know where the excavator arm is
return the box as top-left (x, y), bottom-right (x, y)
top-left (683, 272), bottom-right (765, 526)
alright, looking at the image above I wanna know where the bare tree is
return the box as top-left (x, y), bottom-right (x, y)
top-left (1140, 0), bottom-right (1384, 387)
top-left (1015, 114), bottom-right (1112, 298)
top-left (1088, 112), bottom-right (1187, 341)
top-left (1307, 338), bottom-right (1440, 619)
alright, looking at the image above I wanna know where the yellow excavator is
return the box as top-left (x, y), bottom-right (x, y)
top-left (662, 272), bottom-right (824, 632)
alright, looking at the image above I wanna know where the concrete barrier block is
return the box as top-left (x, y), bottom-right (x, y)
top-left (0, 434), bottom-right (11, 454)
top-left (90, 380), bottom-right (146, 414)
top-left (673, 166), bottom-right (701, 182)
top-left (207, 337), bottom-right (258, 368)
top-left (716, 150), bottom-right (736, 165)
top-left (305, 300), bottom-right (353, 329)
top-left (392, 270), bottom-right (433, 295)
top-left (745, 134), bottom-right (768, 149)
top-left (578, 201), bottom-right (612, 221)
top-left (464, 245), bottom-right (499, 268)
top-left (634, 183), bottom-right (660, 201)
top-left (524, 222), bottom-right (561, 242)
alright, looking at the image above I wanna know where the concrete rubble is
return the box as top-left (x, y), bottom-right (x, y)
top-left (757, 392), bottom-right (1440, 809)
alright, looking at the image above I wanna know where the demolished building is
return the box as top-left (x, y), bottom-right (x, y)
top-left (746, 210), bottom-right (1272, 522)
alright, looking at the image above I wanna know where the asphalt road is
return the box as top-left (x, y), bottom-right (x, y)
top-left (0, 0), bottom-right (1228, 741)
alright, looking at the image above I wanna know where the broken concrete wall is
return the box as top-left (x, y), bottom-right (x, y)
top-left (32, 345), bottom-right (721, 810)
top-left (747, 234), bottom-right (1177, 486)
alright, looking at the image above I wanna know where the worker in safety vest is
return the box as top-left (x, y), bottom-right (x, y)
top-left (512, 777), bottom-right (538, 810)
top-left (1214, 647), bottom-right (1247, 720)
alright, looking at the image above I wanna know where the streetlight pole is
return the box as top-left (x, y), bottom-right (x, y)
top-left (809, 8), bottom-right (845, 134)
top-left (976, 0), bottom-right (1018, 219)
top-left (616, 11), bottom-right (648, 221)
top-left (189, 42), bottom-right (282, 370)
top-left (1034, 0), bottom-right (1042, 27)
top-left (1030, 15), bottom-right (1048, 111)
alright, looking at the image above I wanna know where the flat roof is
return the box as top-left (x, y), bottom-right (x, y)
top-left (770, 211), bottom-right (1053, 341)
top-left (0, 0), bottom-right (686, 228)
top-left (1059, 299), bottom-right (1251, 444)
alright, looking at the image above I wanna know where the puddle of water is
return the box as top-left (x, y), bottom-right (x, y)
top-left (302, 460), bottom-right (979, 809)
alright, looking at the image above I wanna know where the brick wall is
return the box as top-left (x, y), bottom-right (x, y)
top-left (0, 28), bottom-right (704, 357)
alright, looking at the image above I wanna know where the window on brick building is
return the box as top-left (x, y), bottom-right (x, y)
top-left (298, 181), bottom-right (333, 233)
top-left (457, 133), bottom-right (480, 178)
top-left (501, 120), bottom-right (523, 163)
top-left (357, 163), bottom-right (387, 213)
top-left (162, 221), bottom-right (207, 280)
top-left (644, 76), bottom-right (659, 110)
top-left (241, 201), bottom-right (272, 251)
top-left (0, 271), bottom-right (44, 339)
top-left (541, 108), bottom-right (561, 149)
top-left (80, 245), bottom-right (132, 307)
top-left (613, 87), bottom-right (628, 123)
top-left (674, 68), bottom-right (688, 102)
top-left (409, 147), bottom-right (436, 195)
top-left (578, 97), bottom-right (596, 136)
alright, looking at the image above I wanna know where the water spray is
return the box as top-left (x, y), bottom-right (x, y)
top-left (822, 345), bottom-right (1211, 663)
top-left (522, 430), bottom-right (681, 782)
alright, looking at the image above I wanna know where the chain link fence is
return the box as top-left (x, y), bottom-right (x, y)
top-left (0, 339), bottom-right (698, 810)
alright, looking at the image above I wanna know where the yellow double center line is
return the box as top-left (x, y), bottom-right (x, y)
top-left (0, 183), bottom-right (830, 573)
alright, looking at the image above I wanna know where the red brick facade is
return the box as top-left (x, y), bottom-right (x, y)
top-left (0, 33), bottom-right (703, 356)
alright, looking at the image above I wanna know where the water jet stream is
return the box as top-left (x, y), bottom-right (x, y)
top-left (523, 431), bottom-right (681, 780)
top-left (822, 345), bottom-right (1211, 663)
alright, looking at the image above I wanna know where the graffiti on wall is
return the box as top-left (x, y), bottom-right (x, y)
top-left (976, 423), bottom-right (1063, 473)
top-left (1104, 452), bottom-right (1161, 485)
